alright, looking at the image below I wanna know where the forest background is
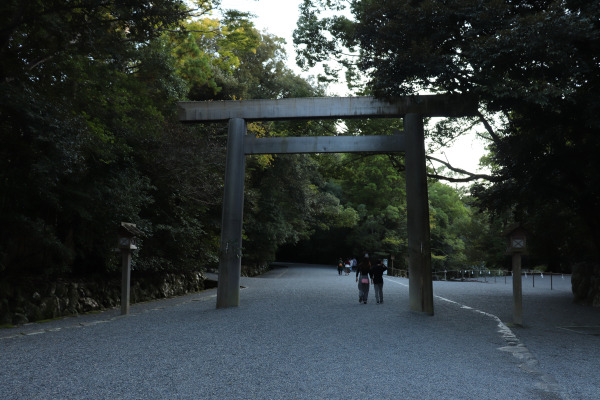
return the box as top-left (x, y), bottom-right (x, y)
top-left (1, 0), bottom-right (598, 302)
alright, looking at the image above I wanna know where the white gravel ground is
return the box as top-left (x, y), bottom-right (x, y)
top-left (1, 263), bottom-right (598, 400)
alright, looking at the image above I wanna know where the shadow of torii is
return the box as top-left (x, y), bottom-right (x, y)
top-left (178, 95), bottom-right (478, 315)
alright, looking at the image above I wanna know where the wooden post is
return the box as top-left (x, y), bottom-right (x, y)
top-left (120, 250), bottom-right (132, 315)
top-left (512, 253), bottom-right (523, 326)
top-left (405, 113), bottom-right (434, 315)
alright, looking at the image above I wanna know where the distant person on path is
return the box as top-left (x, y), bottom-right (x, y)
top-left (344, 259), bottom-right (351, 275)
top-left (355, 254), bottom-right (372, 304)
top-left (371, 259), bottom-right (388, 304)
top-left (337, 258), bottom-right (344, 275)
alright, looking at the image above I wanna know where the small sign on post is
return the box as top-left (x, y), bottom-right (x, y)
top-left (502, 223), bottom-right (528, 326)
top-left (118, 222), bottom-right (144, 315)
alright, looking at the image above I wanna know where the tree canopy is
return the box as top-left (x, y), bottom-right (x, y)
top-left (294, 0), bottom-right (600, 266)
top-left (0, 0), bottom-right (355, 280)
top-left (0, 0), bottom-right (541, 290)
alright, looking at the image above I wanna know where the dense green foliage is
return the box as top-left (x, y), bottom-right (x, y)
top-left (278, 118), bottom-right (501, 271)
top-left (0, 0), bottom-right (510, 286)
top-left (294, 0), bottom-right (600, 268)
top-left (0, 0), bottom-right (356, 280)
top-left (1, 0), bottom-right (191, 277)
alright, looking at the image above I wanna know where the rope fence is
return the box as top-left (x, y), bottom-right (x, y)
top-left (387, 267), bottom-right (571, 290)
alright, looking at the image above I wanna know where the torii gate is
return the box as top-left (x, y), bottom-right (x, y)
top-left (178, 95), bottom-right (478, 315)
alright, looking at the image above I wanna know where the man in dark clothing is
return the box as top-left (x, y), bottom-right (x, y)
top-left (371, 259), bottom-right (388, 304)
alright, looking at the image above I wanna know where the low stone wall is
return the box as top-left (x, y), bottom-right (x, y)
top-left (1, 262), bottom-right (272, 327)
top-left (571, 262), bottom-right (600, 307)
top-left (387, 268), bottom-right (408, 278)
top-left (241, 263), bottom-right (271, 277)
top-left (0, 271), bottom-right (212, 326)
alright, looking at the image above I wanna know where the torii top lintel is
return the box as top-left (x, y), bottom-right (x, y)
top-left (178, 95), bottom-right (478, 122)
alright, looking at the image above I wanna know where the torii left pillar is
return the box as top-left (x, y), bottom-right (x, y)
top-left (216, 118), bottom-right (246, 308)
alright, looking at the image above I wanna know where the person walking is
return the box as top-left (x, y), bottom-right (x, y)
top-left (355, 255), bottom-right (372, 304)
top-left (344, 259), bottom-right (351, 275)
top-left (371, 259), bottom-right (388, 304)
top-left (337, 258), bottom-right (344, 275)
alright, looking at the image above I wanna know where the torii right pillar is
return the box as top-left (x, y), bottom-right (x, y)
top-left (405, 113), bottom-right (434, 315)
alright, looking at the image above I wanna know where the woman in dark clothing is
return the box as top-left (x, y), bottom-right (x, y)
top-left (355, 255), bottom-right (372, 304)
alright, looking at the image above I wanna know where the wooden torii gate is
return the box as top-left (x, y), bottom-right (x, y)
top-left (178, 95), bottom-right (478, 315)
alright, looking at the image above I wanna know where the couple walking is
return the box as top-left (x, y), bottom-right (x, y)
top-left (355, 254), bottom-right (387, 304)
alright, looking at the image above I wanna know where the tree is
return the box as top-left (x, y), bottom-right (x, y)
top-left (294, 0), bottom-right (600, 264)
top-left (428, 182), bottom-right (469, 271)
top-left (0, 0), bottom-right (206, 277)
top-left (244, 153), bottom-right (360, 266)
top-left (295, 1), bottom-right (598, 106)
top-left (170, 11), bottom-right (260, 100)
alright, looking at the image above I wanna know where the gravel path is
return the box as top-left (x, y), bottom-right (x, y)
top-left (1, 263), bottom-right (599, 399)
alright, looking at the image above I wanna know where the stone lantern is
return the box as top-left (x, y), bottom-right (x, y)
top-left (504, 223), bottom-right (527, 254)
top-left (118, 222), bottom-right (143, 250)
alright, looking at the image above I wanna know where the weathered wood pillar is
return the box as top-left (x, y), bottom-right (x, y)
top-left (405, 113), bottom-right (434, 315)
top-left (216, 118), bottom-right (246, 308)
top-left (120, 249), bottom-right (132, 315)
top-left (512, 254), bottom-right (523, 326)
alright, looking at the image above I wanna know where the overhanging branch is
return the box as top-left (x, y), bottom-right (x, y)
top-left (427, 155), bottom-right (503, 182)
